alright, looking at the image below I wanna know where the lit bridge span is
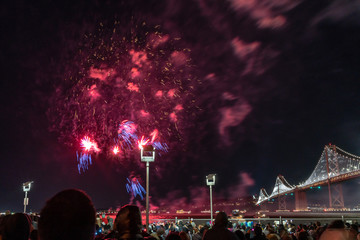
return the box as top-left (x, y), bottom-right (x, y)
top-left (256, 144), bottom-right (360, 210)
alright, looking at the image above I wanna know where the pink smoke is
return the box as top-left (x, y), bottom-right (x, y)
top-left (127, 82), bottom-right (139, 92)
top-left (227, 0), bottom-right (300, 29)
top-left (222, 92), bottom-right (237, 101)
top-left (140, 110), bottom-right (150, 118)
top-left (88, 84), bottom-right (100, 100)
top-left (156, 190), bottom-right (189, 211)
top-left (174, 104), bottom-right (183, 111)
top-left (130, 67), bottom-right (141, 79)
top-left (219, 101), bottom-right (252, 145)
top-left (190, 187), bottom-right (209, 207)
top-left (231, 37), bottom-right (279, 75)
top-left (231, 38), bottom-right (260, 59)
top-left (148, 33), bottom-right (170, 48)
top-left (147, 172), bottom-right (255, 212)
top-left (155, 90), bottom-right (163, 98)
top-left (89, 67), bottom-right (114, 81)
top-left (169, 112), bottom-right (177, 122)
top-left (227, 172), bottom-right (255, 199)
top-left (129, 49), bottom-right (148, 67)
top-left (167, 89), bottom-right (176, 98)
top-left (149, 203), bottom-right (159, 211)
top-left (204, 73), bottom-right (216, 82)
top-left (257, 15), bottom-right (286, 29)
top-left (170, 51), bottom-right (187, 66)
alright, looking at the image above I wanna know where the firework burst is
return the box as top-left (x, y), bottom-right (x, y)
top-left (48, 19), bottom-right (197, 171)
top-left (126, 177), bottom-right (146, 200)
top-left (77, 136), bottom-right (100, 174)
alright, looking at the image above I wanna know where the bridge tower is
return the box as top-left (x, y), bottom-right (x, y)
top-left (294, 188), bottom-right (307, 210)
top-left (276, 175), bottom-right (287, 210)
top-left (325, 144), bottom-right (344, 209)
top-left (257, 188), bottom-right (269, 210)
top-left (278, 194), bottom-right (286, 210)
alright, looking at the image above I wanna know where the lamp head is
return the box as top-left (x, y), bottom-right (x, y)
top-left (142, 145), bottom-right (154, 152)
top-left (206, 174), bottom-right (216, 186)
top-left (23, 181), bottom-right (34, 192)
top-left (141, 144), bottom-right (155, 162)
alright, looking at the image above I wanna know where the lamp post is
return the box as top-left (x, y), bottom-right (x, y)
top-left (140, 144), bottom-right (155, 232)
top-left (22, 181), bottom-right (33, 213)
top-left (206, 174), bottom-right (216, 225)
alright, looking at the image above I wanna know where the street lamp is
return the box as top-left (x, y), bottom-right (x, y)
top-left (206, 174), bottom-right (216, 225)
top-left (22, 181), bottom-right (33, 213)
top-left (140, 144), bottom-right (155, 232)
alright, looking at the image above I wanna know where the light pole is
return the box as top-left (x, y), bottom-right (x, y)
top-left (140, 144), bottom-right (155, 232)
top-left (22, 181), bottom-right (33, 213)
top-left (206, 174), bottom-right (216, 225)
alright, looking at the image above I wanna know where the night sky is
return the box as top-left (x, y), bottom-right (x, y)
top-left (1, 0), bottom-right (360, 212)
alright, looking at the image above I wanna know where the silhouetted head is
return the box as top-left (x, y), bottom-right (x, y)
top-left (328, 220), bottom-right (345, 229)
top-left (179, 231), bottom-right (190, 240)
top-left (254, 226), bottom-right (262, 236)
top-left (38, 189), bottom-right (95, 240)
top-left (114, 205), bottom-right (143, 239)
top-left (166, 232), bottom-right (181, 240)
top-left (199, 225), bottom-right (208, 235)
top-left (214, 212), bottom-right (228, 228)
top-left (235, 230), bottom-right (245, 240)
top-left (156, 227), bottom-right (165, 236)
top-left (0, 213), bottom-right (32, 240)
top-left (350, 224), bottom-right (358, 232)
top-left (267, 234), bottom-right (280, 240)
top-left (298, 231), bottom-right (309, 240)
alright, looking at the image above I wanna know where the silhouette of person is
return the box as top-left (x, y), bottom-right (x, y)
top-left (38, 189), bottom-right (96, 240)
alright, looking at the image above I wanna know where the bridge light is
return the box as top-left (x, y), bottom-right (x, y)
top-left (318, 186), bottom-right (321, 189)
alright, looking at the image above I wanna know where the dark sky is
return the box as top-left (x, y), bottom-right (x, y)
top-left (1, 0), bottom-right (360, 212)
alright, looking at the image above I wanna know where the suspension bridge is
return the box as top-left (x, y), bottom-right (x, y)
top-left (256, 144), bottom-right (360, 210)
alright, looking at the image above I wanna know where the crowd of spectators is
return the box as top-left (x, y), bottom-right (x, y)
top-left (1, 189), bottom-right (360, 240)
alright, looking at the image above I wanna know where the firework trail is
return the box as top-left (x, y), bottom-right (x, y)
top-left (116, 121), bottom-right (167, 155)
top-left (117, 120), bottom-right (138, 149)
top-left (48, 19), bottom-right (197, 171)
top-left (126, 177), bottom-right (146, 200)
top-left (77, 136), bottom-right (100, 173)
top-left (77, 152), bottom-right (92, 174)
top-left (148, 129), bottom-right (168, 152)
top-left (137, 135), bottom-right (149, 149)
top-left (112, 145), bottom-right (120, 155)
top-left (151, 141), bottom-right (168, 153)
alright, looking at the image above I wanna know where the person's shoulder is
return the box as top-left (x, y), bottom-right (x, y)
top-left (145, 236), bottom-right (157, 240)
top-left (206, 228), bottom-right (239, 239)
top-left (203, 228), bottom-right (215, 239)
top-left (319, 228), bottom-right (350, 240)
top-left (251, 236), bottom-right (266, 240)
top-left (204, 228), bottom-right (215, 233)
